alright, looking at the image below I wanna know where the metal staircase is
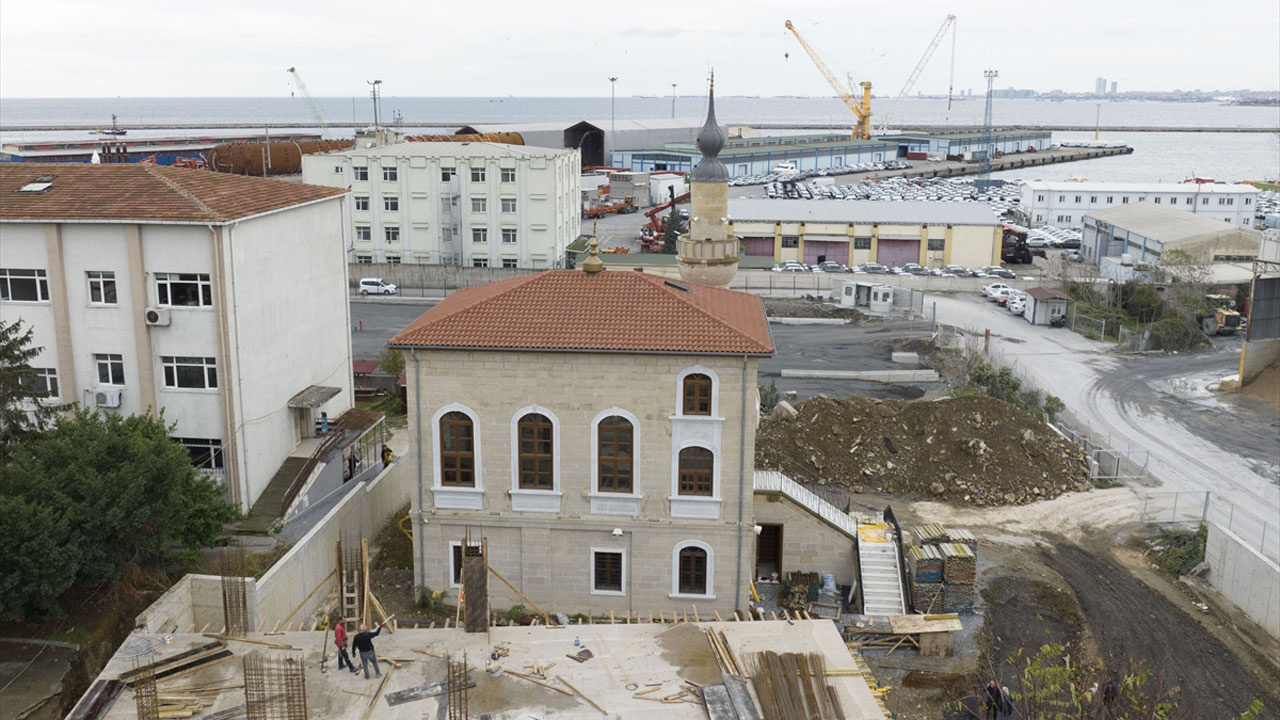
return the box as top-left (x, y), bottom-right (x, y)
top-left (857, 524), bottom-right (907, 616)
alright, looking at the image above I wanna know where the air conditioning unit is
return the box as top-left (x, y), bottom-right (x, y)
top-left (144, 307), bottom-right (171, 326)
top-left (94, 387), bottom-right (122, 408)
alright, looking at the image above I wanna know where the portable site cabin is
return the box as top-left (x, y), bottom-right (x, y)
top-left (840, 281), bottom-right (895, 314)
top-left (1024, 286), bottom-right (1071, 325)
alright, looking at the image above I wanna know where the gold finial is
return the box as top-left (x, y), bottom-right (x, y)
top-left (582, 221), bottom-right (604, 274)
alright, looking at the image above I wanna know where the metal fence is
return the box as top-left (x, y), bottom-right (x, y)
top-left (1053, 415), bottom-right (1152, 484)
top-left (1141, 490), bottom-right (1280, 562)
top-left (1070, 311), bottom-right (1109, 341)
top-left (1116, 325), bottom-right (1151, 353)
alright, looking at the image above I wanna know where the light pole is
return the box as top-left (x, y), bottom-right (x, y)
top-left (609, 76), bottom-right (618, 166)
top-left (671, 83), bottom-right (677, 119)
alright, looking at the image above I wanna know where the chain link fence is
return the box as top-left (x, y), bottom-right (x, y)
top-left (1141, 490), bottom-right (1279, 562)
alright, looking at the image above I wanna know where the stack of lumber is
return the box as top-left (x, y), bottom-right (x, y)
top-left (120, 642), bottom-right (232, 687)
top-left (155, 694), bottom-right (204, 718)
top-left (745, 651), bottom-right (844, 720)
top-left (910, 581), bottom-right (944, 614)
top-left (909, 525), bottom-right (980, 614)
top-left (940, 544), bottom-right (975, 584)
top-left (943, 585), bottom-right (976, 614)
top-left (949, 528), bottom-right (978, 552)
top-left (905, 545), bottom-right (943, 583)
top-left (911, 523), bottom-right (950, 545)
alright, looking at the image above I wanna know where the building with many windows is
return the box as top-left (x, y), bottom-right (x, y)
top-left (0, 164), bottom-right (354, 512)
top-left (1081, 202), bottom-right (1262, 283)
top-left (301, 142), bottom-right (581, 268)
top-left (1020, 181), bottom-right (1258, 229)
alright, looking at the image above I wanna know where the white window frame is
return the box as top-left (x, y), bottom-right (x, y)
top-left (472, 257), bottom-right (488, 268)
top-left (355, 226), bottom-right (372, 242)
top-left (354, 196), bottom-right (369, 211)
top-left (23, 367), bottom-right (59, 401)
top-left (674, 365), bottom-right (721, 418)
top-left (353, 166), bottom-right (368, 181)
top-left (670, 540), bottom-right (715, 600)
top-left (588, 408), bottom-right (642, 516)
top-left (384, 196), bottom-right (399, 212)
top-left (386, 255), bottom-right (401, 264)
top-left (441, 168), bottom-right (456, 182)
top-left (500, 168), bottom-right (516, 183)
top-left (590, 547), bottom-right (627, 596)
top-left (355, 254), bottom-right (373, 264)
top-left (447, 539), bottom-right (483, 588)
top-left (94, 353), bottom-right (125, 386)
top-left (471, 167), bottom-right (486, 183)
top-left (509, 405), bottom-right (562, 513)
top-left (669, 439), bottom-right (721, 513)
top-left (501, 258), bottom-right (518, 269)
top-left (175, 437), bottom-right (224, 470)
top-left (472, 228), bottom-right (488, 243)
top-left (385, 227), bottom-right (400, 243)
top-left (501, 228), bottom-right (517, 244)
top-left (382, 166), bottom-right (398, 182)
top-left (334, 165), bottom-right (344, 174)
top-left (501, 198), bottom-right (517, 214)
top-left (87, 271), bottom-right (117, 305)
top-left (430, 403), bottom-right (484, 510)
top-left (155, 273), bottom-right (213, 308)
top-left (0, 268), bottom-right (51, 303)
top-left (471, 197), bottom-right (487, 213)
top-left (161, 356), bottom-right (218, 390)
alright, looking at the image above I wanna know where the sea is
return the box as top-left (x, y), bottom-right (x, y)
top-left (2, 96), bottom-right (1277, 184)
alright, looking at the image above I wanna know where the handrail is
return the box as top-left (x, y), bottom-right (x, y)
top-left (753, 470), bottom-right (857, 537)
top-left (280, 421), bottom-right (347, 516)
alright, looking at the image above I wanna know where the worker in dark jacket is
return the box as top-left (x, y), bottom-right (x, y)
top-left (351, 622), bottom-right (384, 679)
top-left (984, 680), bottom-right (1002, 720)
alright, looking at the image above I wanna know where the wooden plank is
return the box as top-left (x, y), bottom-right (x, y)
top-left (362, 539), bottom-right (371, 628)
top-left (202, 634), bottom-right (293, 650)
top-left (361, 666), bottom-right (393, 720)
top-left (384, 677), bottom-right (475, 706)
top-left (486, 562), bottom-right (552, 624)
top-left (506, 669), bottom-right (574, 696)
top-left (557, 674), bottom-right (608, 715)
top-left (119, 643), bottom-right (225, 683)
top-left (279, 569), bottom-right (336, 628)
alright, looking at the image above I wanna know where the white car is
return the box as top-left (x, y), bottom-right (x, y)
top-left (772, 262), bottom-right (808, 273)
top-left (982, 282), bottom-right (1011, 297)
top-left (988, 288), bottom-right (1016, 303)
top-left (359, 277), bottom-right (397, 295)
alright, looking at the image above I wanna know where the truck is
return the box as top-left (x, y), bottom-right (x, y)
top-left (582, 196), bottom-right (638, 219)
top-left (1000, 224), bottom-right (1045, 264)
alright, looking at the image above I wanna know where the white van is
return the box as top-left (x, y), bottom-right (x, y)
top-left (358, 278), bottom-right (397, 295)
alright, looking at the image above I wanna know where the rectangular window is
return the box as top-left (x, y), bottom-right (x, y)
top-left (1201, 197), bottom-right (1209, 205)
top-left (354, 196), bottom-right (369, 211)
top-left (0, 268), bottom-right (50, 302)
top-left (927, 238), bottom-right (945, 251)
top-left (1154, 197), bottom-right (1161, 204)
top-left (472, 228), bottom-right (488, 243)
top-left (471, 197), bottom-right (487, 213)
top-left (384, 196), bottom-right (399, 211)
top-left (452, 544), bottom-right (464, 586)
top-left (472, 257), bottom-right (488, 268)
top-left (355, 254), bottom-right (373, 264)
top-left (1074, 196), bottom-right (1082, 203)
top-left (386, 255), bottom-right (401, 264)
top-left (161, 356), bottom-right (217, 390)
top-left (95, 353), bottom-right (125, 385)
top-left (441, 168), bottom-right (456, 182)
top-left (592, 551), bottom-right (624, 593)
top-left (353, 167), bottom-right (368, 181)
top-left (155, 273), bottom-right (212, 307)
top-left (356, 226), bottom-right (372, 242)
top-left (1058, 195), bottom-right (1065, 202)
top-left (382, 167), bottom-right (397, 182)
top-left (500, 168), bottom-right (516, 183)
top-left (502, 258), bottom-right (518, 269)
top-left (1122, 197), bottom-right (1129, 204)
top-left (18, 367), bottom-right (59, 399)
top-left (853, 237), bottom-right (871, 250)
top-left (87, 271), bottom-right (117, 305)
top-left (334, 165), bottom-right (344, 174)
top-left (1036, 194), bottom-right (1044, 202)
top-left (1245, 198), bottom-right (1252, 205)
top-left (780, 236), bottom-right (799, 249)
top-left (385, 227), bottom-right (400, 243)
top-left (501, 198), bottom-right (517, 213)
top-left (501, 228), bottom-right (517, 244)
top-left (470, 167), bottom-right (486, 182)
top-left (175, 437), bottom-right (223, 470)
top-left (1106, 196), bottom-right (1113, 203)
top-left (1089, 196), bottom-right (1097, 203)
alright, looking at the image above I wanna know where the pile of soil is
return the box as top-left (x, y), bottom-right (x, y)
top-left (762, 296), bottom-right (867, 320)
top-left (1238, 358), bottom-right (1280, 411)
top-left (756, 394), bottom-right (1090, 506)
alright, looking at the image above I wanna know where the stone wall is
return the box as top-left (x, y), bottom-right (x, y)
top-left (751, 493), bottom-right (857, 586)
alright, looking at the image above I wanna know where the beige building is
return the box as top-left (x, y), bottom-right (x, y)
top-left (391, 266), bottom-right (875, 616)
top-left (730, 198), bottom-right (1002, 270)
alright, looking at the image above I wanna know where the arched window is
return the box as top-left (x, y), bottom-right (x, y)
top-left (678, 546), bottom-right (708, 595)
top-left (597, 415), bottom-right (633, 493)
top-left (517, 413), bottom-right (554, 490)
top-left (682, 373), bottom-right (712, 415)
top-left (439, 411), bottom-right (474, 487)
top-left (677, 447), bottom-right (714, 496)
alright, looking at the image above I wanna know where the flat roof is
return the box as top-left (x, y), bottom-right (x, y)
top-left (1027, 180), bottom-right (1256, 194)
top-left (332, 141), bottom-right (573, 160)
top-left (80, 621), bottom-right (888, 719)
top-left (729, 198), bottom-right (1000, 226)
top-left (1086, 202), bottom-right (1264, 243)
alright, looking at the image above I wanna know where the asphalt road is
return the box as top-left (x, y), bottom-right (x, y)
top-left (930, 292), bottom-right (1280, 560)
top-left (349, 300), bottom-right (437, 360)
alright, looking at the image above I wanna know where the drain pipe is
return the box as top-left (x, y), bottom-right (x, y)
top-left (412, 351), bottom-right (426, 595)
top-left (734, 353), bottom-right (749, 614)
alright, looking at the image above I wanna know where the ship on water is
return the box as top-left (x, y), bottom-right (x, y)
top-left (95, 114), bottom-right (127, 136)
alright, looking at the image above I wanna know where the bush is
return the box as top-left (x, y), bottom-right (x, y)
top-left (1146, 317), bottom-right (1211, 352)
top-left (1075, 303), bottom-right (1130, 340)
top-left (1149, 525), bottom-right (1207, 576)
top-left (415, 585), bottom-right (446, 614)
top-left (504, 604), bottom-right (528, 623)
top-left (1120, 281), bottom-right (1165, 323)
top-left (759, 380), bottom-right (781, 414)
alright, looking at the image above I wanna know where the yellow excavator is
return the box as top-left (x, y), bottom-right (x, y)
top-left (1198, 294), bottom-right (1244, 335)
top-left (785, 20), bottom-right (873, 140)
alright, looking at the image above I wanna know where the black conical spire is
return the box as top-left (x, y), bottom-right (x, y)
top-left (691, 71), bottom-right (728, 182)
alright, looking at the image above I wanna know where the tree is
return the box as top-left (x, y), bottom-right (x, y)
top-left (662, 204), bottom-right (681, 254)
top-left (0, 319), bottom-right (59, 464)
top-left (1161, 248), bottom-right (1213, 316)
top-left (379, 347), bottom-right (405, 379)
top-left (0, 409), bottom-right (238, 620)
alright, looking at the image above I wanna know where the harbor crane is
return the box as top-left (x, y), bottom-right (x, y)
top-left (877, 14), bottom-right (957, 133)
top-left (784, 20), bottom-right (873, 140)
top-left (287, 67), bottom-right (331, 139)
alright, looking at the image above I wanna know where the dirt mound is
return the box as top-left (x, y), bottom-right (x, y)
top-left (762, 296), bottom-right (867, 320)
top-left (1239, 358), bottom-right (1280, 410)
top-left (756, 395), bottom-right (1090, 506)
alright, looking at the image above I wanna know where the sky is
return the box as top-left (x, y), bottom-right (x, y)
top-left (2, 0), bottom-right (1278, 98)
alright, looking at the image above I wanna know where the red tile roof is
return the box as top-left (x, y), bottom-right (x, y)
top-left (352, 361), bottom-right (380, 375)
top-left (0, 163), bottom-right (344, 223)
top-left (390, 270), bottom-right (774, 356)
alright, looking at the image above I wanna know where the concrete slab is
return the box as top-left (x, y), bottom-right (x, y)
top-left (85, 620), bottom-right (888, 719)
top-left (890, 352), bottom-right (919, 365)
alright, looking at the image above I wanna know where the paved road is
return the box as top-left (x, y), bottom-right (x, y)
top-left (349, 300), bottom-right (437, 360)
top-left (930, 292), bottom-right (1279, 559)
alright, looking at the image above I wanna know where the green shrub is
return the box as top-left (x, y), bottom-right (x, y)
top-left (759, 380), bottom-right (781, 414)
top-left (1146, 317), bottom-right (1211, 352)
top-left (1149, 525), bottom-right (1207, 576)
top-left (504, 604), bottom-right (528, 623)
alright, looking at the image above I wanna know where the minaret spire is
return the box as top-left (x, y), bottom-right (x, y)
top-left (678, 70), bottom-right (738, 288)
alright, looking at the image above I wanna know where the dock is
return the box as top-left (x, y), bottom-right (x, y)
top-left (827, 144), bottom-right (1134, 183)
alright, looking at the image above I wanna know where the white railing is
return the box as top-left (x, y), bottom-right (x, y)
top-left (754, 470), bottom-right (858, 538)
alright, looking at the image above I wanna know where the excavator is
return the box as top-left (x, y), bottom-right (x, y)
top-left (1197, 294), bottom-right (1244, 335)
top-left (785, 20), bottom-right (872, 140)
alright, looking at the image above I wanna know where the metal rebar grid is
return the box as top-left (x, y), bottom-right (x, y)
top-left (243, 653), bottom-right (308, 720)
top-left (446, 652), bottom-right (469, 720)
top-left (220, 546), bottom-right (249, 636)
top-left (132, 667), bottom-right (159, 720)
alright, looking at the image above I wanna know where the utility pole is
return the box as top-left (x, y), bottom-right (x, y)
top-left (978, 69), bottom-right (997, 190)
top-left (609, 77), bottom-right (618, 166)
top-left (1094, 103), bottom-right (1101, 141)
top-left (367, 80), bottom-right (383, 131)
top-left (671, 83), bottom-right (677, 119)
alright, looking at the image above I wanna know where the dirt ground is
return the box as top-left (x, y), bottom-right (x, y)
top-left (762, 296), bottom-right (869, 320)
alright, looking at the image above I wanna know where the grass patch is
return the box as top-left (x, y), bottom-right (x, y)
top-left (372, 502), bottom-right (414, 571)
top-left (1148, 524), bottom-right (1207, 576)
top-left (356, 394), bottom-right (407, 428)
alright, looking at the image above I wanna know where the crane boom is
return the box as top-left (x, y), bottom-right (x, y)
top-left (877, 15), bottom-right (956, 133)
top-left (287, 67), bottom-right (331, 139)
top-left (784, 20), bottom-right (873, 140)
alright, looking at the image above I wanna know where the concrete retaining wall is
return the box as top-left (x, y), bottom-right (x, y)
top-left (136, 574), bottom-right (232, 634)
top-left (1205, 521), bottom-right (1280, 638)
top-left (1240, 338), bottom-right (1280, 384)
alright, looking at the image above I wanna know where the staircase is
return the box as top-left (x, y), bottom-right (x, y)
top-left (857, 524), bottom-right (907, 616)
top-left (753, 470), bottom-right (857, 538)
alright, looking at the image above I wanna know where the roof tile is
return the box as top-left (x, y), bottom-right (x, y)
top-left (390, 270), bottom-right (774, 356)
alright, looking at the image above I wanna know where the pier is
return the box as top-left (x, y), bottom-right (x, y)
top-left (845, 144), bottom-right (1134, 182)
top-left (1, 122), bottom-right (1274, 133)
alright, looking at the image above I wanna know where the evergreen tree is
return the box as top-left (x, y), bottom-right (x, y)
top-left (0, 320), bottom-right (59, 464)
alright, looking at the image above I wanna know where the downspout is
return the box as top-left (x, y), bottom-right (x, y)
top-left (413, 351), bottom-right (426, 596)
top-left (735, 353), bottom-right (748, 614)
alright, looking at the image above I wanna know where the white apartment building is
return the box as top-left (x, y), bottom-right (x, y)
top-left (0, 164), bottom-right (354, 512)
top-left (301, 142), bottom-right (581, 268)
top-left (1021, 181), bottom-right (1258, 229)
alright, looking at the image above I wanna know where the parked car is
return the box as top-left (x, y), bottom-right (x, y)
top-left (939, 264), bottom-right (972, 277)
top-left (1007, 296), bottom-right (1027, 314)
top-left (816, 261), bottom-right (849, 273)
top-left (858, 262), bottom-right (891, 274)
top-left (982, 282), bottom-right (1011, 298)
top-left (991, 288), bottom-right (1016, 305)
top-left (985, 267), bottom-right (1016, 279)
top-left (772, 262), bottom-right (808, 272)
top-left (899, 263), bottom-right (931, 275)
top-left (358, 277), bottom-right (397, 295)
top-left (1063, 250), bottom-right (1084, 262)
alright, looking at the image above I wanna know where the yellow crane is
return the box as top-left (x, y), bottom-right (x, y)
top-left (784, 20), bottom-right (873, 139)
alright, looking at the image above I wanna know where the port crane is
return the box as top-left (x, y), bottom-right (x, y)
top-left (287, 67), bottom-right (331, 139)
top-left (784, 20), bottom-right (873, 140)
top-left (877, 14), bottom-right (957, 133)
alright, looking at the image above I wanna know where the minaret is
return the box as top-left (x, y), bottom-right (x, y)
top-left (678, 72), bottom-right (739, 288)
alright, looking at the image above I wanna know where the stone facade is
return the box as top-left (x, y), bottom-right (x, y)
top-left (752, 493), bottom-right (857, 586)
top-left (406, 348), bottom-right (761, 615)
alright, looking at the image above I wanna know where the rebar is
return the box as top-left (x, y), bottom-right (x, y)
top-left (243, 653), bottom-right (307, 720)
top-left (220, 546), bottom-right (249, 637)
top-left (133, 667), bottom-right (159, 720)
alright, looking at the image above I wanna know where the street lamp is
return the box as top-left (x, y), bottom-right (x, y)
top-left (609, 76), bottom-right (618, 166)
top-left (671, 83), bottom-right (677, 119)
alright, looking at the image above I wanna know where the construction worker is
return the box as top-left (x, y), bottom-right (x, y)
top-left (983, 680), bottom-right (1002, 720)
top-left (351, 622), bottom-right (385, 680)
top-left (333, 616), bottom-right (356, 674)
